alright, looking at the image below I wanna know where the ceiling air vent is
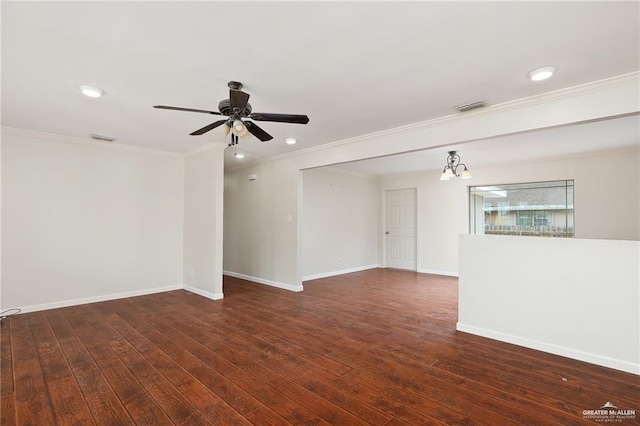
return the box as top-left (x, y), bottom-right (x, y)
top-left (90, 134), bottom-right (116, 142)
top-left (454, 100), bottom-right (486, 113)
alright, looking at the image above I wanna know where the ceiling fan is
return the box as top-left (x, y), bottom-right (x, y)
top-left (154, 81), bottom-right (309, 146)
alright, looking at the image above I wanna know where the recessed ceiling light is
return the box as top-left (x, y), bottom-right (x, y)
top-left (284, 137), bottom-right (298, 145)
top-left (79, 85), bottom-right (104, 98)
top-left (234, 152), bottom-right (245, 159)
top-left (527, 66), bottom-right (557, 81)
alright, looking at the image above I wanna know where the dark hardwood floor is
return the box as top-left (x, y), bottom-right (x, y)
top-left (1, 269), bottom-right (638, 425)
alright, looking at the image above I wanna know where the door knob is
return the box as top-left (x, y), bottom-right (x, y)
top-left (385, 231), bottom-right (390, 234)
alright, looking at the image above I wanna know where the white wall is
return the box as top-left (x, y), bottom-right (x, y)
top-left (223, 157), bottom-right (301, 290)
top-left (473, 150), bottom-right (639, 241)
top-left (1, 130), bottom-right (184, 311)
top-left (302, 167), bottom-right (380, 280)
top-left (183, 144), bottom-right (226, 300)
top-left (380, 148), bottom-right (640, 276)
top-left (380, 173), bottom-right (467, 275)
top-left (458, 234), bottom-right (640, 374)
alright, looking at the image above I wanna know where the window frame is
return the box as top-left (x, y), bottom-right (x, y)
top-left (468, 179), bottom-right (575, 238)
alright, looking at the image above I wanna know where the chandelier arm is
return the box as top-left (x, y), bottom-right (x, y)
top-left (453, 162), bottom-right (468, 177)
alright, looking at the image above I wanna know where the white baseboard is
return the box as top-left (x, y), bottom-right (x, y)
top-left (302, 264), bottom-right (382, 282)
top-left (223, 270), bottom-right (303, 292)
top-left (418, 268), bottom-right (459, 277)
top-left (13, 284), bottom-right (184, 314)
top-left (456, 322), bottom-right (639, 375)
top-left (183, 285), bottom-right (224, 301)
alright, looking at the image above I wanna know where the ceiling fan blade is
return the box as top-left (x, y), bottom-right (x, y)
top-left (229, 90), bottom-right (250, 111)
top-left (154, 105), bottom-right (223, 115)
top-left (190, 120), bottom-right (227, 136)
top-left (249, 112), bottom-right (309, 124)
top-left (245, 121), bottom-right (273, 142)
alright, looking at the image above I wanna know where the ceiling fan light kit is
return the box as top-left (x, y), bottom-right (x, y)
top-left (232, 119), bottom-right (248, 137)
top-left (154, 81), bottom-right (309, 147)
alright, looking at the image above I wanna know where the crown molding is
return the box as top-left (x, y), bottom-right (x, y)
top-left (1, 127), bottom-right (182, 158)
top-left (226, 71), bottom-right (640, 171)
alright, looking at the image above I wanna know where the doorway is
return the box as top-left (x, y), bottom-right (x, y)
top-left (385, 188), bottom-right (417, 271)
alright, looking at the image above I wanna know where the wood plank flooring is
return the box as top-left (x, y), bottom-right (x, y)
top-left (2, 269), bottom-right (639, 425)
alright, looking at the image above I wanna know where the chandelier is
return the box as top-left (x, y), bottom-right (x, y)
top-left (440, 151), bottom-right (472, 181)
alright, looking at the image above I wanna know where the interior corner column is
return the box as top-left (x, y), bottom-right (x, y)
top-left (183, 143), bottom-right (227, 300)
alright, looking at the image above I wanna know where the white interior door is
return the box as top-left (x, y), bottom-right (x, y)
top-left (385, 188), bottom-right (417, 270)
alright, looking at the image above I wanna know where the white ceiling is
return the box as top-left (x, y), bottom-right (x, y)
top-left (2, 2), bottom-right (639, 167)
top-left (330, 114), bottom-right (640, 176)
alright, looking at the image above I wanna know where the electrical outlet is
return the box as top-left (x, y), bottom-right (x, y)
top-left (337, 258), bottom-right (341, 264)
top-left (190, 269), bottom-right (195, 278)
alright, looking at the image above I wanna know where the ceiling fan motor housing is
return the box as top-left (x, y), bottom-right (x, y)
top-left (218, 99), bottom-right (252, 116)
